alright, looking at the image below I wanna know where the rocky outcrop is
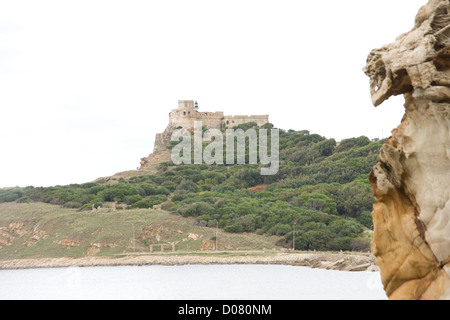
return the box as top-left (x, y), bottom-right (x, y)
top-left (364, 0), bottom-right (450, 300)
top-left (201, 240), bottom-right (216, 251)
top-left (140, 146), bottom-right (172, 171)
top-left (87, 242), bottom-right (118, 256)
top-left (0, 222), bottom-right (37, 249)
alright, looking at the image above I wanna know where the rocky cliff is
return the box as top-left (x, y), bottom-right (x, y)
top-left (364, 0), bottom-right (450, 299)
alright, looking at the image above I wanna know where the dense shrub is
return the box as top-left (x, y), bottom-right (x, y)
top-left (0, 189), bottom-right (23, 202)
top-left (124, 194), bottom-right (143, 205)
top-left (63, 201), bottom-right (83, 209)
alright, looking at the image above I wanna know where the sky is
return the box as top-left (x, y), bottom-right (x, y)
top-left (0, 0), bottom-right (427, 187)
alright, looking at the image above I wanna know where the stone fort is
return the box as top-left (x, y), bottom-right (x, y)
top-left (153, 100), bottom-right (269, 152)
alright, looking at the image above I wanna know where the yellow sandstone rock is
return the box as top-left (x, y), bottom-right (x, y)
top-left (364, 0), bottom-right (450, 300)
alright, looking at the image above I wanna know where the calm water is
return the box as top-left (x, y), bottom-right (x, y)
top-left (0, 264), bottom-right (387, 300)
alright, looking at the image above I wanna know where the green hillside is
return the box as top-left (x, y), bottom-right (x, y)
top-left (0, 123), bottom-right (382, 254)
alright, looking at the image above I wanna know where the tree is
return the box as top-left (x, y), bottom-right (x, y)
top-left (328, 219), bottom-right (363, 237)
top-left (294, 193), bottom-right (338, 215)
top-left (336, 183), bottom-right (374, 218)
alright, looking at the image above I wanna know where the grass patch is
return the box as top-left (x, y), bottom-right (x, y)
top-left (0, 202), bottom-right (279, 260)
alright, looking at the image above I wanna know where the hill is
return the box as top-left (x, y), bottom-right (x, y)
top-left (0, 123), bottom-right (383, 255)
top-left (0, 202), bottom-right (278, 260)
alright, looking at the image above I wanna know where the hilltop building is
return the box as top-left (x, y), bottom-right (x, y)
top-left (153, 100), bottom-right (269, 152)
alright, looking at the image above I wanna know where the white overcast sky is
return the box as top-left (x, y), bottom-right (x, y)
top-left (0, 0), bottom-right (426, 187)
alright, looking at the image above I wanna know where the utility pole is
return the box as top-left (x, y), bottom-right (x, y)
top-left (293, 224), bottom-right (295, 251)
top-left (132, 223), bottom-right (136, 252)
top-left (293, 218), bottom-right (298, 251)
top-left (216, 220), bottom-right (219, 251)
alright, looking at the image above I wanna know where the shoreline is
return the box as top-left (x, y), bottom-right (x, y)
top-left (0, 252), bottom-right (379, 272)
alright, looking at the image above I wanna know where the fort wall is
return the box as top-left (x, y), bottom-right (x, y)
top-left (223, 115), bottom-right (269, 127)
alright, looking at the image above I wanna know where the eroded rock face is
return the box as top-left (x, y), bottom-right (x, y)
top-left (364, 0), bottom-right (450, 300)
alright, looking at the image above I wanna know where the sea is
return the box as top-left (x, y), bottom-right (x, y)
top-left (0, 264), bottom-right (387, 300)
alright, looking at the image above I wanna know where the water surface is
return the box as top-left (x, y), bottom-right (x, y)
top-left (0, 264), bottom-right (387, 300)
